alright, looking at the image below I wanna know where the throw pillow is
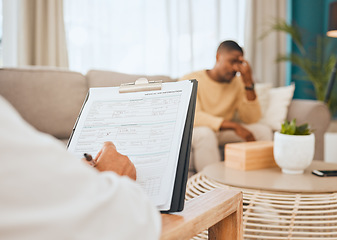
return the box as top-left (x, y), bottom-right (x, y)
top-left (259, 84), bottom-right (295, 131)
top-left (255, 83), bottom-right (272, 116)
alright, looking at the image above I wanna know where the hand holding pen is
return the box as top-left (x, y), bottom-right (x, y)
top-left (83, 141), bottom-right (136, 180)
top-left (83, 153), bottom-right (96, 166)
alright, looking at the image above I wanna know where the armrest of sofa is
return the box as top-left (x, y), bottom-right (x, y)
top-left (287, 99), bottom-right (331, 160)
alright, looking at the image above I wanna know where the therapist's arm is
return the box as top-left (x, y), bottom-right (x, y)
top-left (94, 142), bottom-right (137, 180)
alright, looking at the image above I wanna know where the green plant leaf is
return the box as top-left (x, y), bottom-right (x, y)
top-left (280, 119), bottom-right (312, 135)
top-left (289, 119), bottom-right (296, 135)
top-left (262, 18), bottom-right (337, 113)
top-left (261, 19), bottom-right (305, 55)
top-left (295, 123), bottom-right (309, 135)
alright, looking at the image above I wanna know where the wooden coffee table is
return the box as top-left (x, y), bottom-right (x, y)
top-left (186, 160), bottom-right (337, 239)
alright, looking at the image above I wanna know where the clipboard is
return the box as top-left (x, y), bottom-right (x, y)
top-left (68, 78), bottom-right (197, 212)
top-left (166, 79), bottom-right (197, 212)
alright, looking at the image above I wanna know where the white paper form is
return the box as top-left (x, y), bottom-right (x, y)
top-left (68, 80), bottom-right (193, 210)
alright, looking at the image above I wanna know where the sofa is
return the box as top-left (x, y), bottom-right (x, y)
top-left (0, 67), bottom-right (331, 162)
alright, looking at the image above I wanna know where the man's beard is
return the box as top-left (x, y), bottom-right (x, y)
top-left (219, 72), bottom-right (237, 83)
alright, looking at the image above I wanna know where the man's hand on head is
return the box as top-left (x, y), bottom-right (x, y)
top-left (91, 142), bottom-right (137, 180)
top-left (237, 57), bottom-right (257, 101)
top-left (237, 57), bottom-right (254, 86)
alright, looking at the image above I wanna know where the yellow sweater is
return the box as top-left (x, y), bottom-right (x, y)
top-left (180, 70), bottom-right (261, 131)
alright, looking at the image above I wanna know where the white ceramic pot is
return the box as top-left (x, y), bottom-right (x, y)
top-left (273, 132), bottom-right (315, 174)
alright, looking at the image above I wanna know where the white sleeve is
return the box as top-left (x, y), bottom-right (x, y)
top-left (0, 96), bottom-right (161, 240)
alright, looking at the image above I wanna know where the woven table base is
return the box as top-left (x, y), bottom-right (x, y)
top-left (186, 173), bottom-right (337, 240)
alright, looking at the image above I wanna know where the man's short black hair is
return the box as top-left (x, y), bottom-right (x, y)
top-left (217, 40), bottom-right (243, 54)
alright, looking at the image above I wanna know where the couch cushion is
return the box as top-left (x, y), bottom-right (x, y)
top-left (0, 68), bottom-right (88, 139)
top-left (255, 83), bottom-right (272, 116)
top-left (258, 84), bottom-right (295, 131)
top-left (86, 70), bottom-right (176, 88)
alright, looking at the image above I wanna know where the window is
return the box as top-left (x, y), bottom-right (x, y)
top-left (63, 0), bottom-right (246, 77)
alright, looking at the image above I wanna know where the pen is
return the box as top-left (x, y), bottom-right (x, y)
top-left (84, 153), bottom-right (96, 166)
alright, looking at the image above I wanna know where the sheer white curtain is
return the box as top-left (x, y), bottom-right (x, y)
top-left (63, 0), bottom-right (246, 77)
top-left (2, 0), bottom-right (20, 67)
top-left (244, 0), bottom-right (287, 86)
top-left (2, 0), bottom-right (68, 68)
top-left (18, 0), bottom-right (68, 67)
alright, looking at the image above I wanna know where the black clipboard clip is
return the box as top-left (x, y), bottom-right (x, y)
top-left (119, 78), bottom-right (162, 93)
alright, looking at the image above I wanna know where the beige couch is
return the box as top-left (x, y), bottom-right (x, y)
top-left (0, 67), bottom-right (331, 160)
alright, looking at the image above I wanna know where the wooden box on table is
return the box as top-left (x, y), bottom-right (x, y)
top-left (225, 141), bottom-right (277, 170)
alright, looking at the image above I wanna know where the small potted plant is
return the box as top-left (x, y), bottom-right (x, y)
top-left (273, 119), bottom-right (315, 174)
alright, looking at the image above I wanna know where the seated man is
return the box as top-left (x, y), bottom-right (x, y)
top-left (180, 40), bottom-right (272, 173)
top-left (0, 95), bottom-right (160, 239)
